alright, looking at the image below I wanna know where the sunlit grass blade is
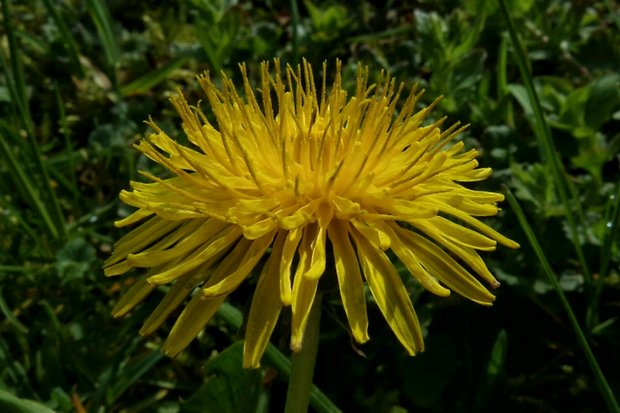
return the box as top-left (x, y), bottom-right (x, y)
top-left (217, 302), bottom-right (342, 413)
top-left (0, 122), bottom-right (59, 240)
top-left (505, 187), bottom-right (620, 413)
top-left (0, 288), bottom-right (28, 333)
top-left (119, 55), bottom-right (192, 97)
top-left (498, 0), bottom-right (591, 285)
top-left (86, 0), bottom-right (121, 83)
top-left (41, 0), bottom-right (85, 78)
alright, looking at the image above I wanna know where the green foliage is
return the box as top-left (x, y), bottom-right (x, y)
top-left (1, 0), bottom-right (619, 412)
top-left (180, 342), bottom-right (262, 413)
top-left (0, 389), bottom-right (55, 413)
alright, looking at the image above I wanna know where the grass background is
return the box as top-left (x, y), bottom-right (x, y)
top-left (1, 0), bottom-right (619, 412)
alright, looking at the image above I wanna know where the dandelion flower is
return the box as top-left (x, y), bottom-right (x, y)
top-left (104, 59), bottom-right (519, 368)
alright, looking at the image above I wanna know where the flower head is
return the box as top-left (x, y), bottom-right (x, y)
top-left (104, 59), bottom-right (519, 368)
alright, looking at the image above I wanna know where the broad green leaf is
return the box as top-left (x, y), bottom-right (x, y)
top-left (585, 74), bottom-right (620, 130)
top-left (55, 237), bottom-right (97, 282)
top-left (398, 334), bottom-right (458, 408)
top-left (180, 341), bottom-right (262, 413)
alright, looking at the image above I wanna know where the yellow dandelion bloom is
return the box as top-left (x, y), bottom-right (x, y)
top-left (104, 59), bottom-right (519, 368)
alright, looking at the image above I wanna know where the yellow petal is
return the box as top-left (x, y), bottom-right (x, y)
top-left (290, 225), bottom-right (320, 352)
top-left (139, 275), bottom-right (193, 336)
top-left (351, 230), bottom-right (424, 355)
top-left (394, 226), bottom-right (495, 305)
top-left (328, 220), bottom-right (369, 343)
top-left (104, 217), bottom-right (180, 270)
top-left (420, 216), bottom-right (497, 251)
top-left (449, 244), bottom-right (499, 287)
top-left (352, 219), bottom-right (391, 250)
top-left (162, 293), bottom-right (226, 357)
top-left (139, 252), bottom-right (226, 335)
top-left (243, 231), bottom-right (286, 368)
top-left (280, 227), bottom-right (303, 305)
top-left (111, 276), bottom-right (155, 317)
top-left (386, 198), bottom-right (438, 220)
top-left (433, 202), bottom-right (520, 249)
top-left (146, 225), bottom-right (242, 285)
top-left (304, 204), bottom-right (332, 279)
top-left (413, 218), bottom-right (499, 287)
top-left (380, 222), bottom-right (451, 297)
top-left (200, 231), bottom-right (275, 298)
top-left (114, 209), bottom-right (153, 227)
top-left (103, 260), bottom-right (132, 277)
top-left (127, 219), bottom-right (227, 267)
top-left (242, 217), bottom-right (278, 239)
top-left (438, 194), bottom-right (499, 216)
top-left (332, 194), bottom-right (362, 219)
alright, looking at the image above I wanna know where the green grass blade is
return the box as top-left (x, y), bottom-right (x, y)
top-left (600, 175), bottom-right (620, 278)
top-left (217, 302), bottom-right (342, 413)
top-left (0, 288), bottom-right (28, 333)
top-left (498, 0), bottom-right (591, 285)
top-left (41, 0), bottom-right (85, 78)
top-left (66, 201), bottom-right (116, 232)
top-left (290, 0), bottom-right (301, 65)
top-left (0, 122), bottom-right (59, 240)
top-left (0, 202), bottom-right (39, 243)
top-left (497, 35), bottom-right (514, 125)
top-left (505, 188), bottom-right (620, 413)
top-left (347, 25), bottom-right (413, 44)
top-left (86, 0), bottom-right (121, 82)
top-left (108, 350), bottom-right (164, 403)
top-left (1, 0), bottom-right (33, 136)
top-left (119, 55), bottom-right (192, 97)
top-left (55, 86), bottom-right (79, 202)
top-left (26, 144), bottom-right (67, 241)
top-left (0, 265), bottom-right (30, 273)
top-left (588, 182), bottom-right (620, 329)
top-left (0, 389), bottom-right (55, 413)
top-left (0, 2), bottom-right (66, 240)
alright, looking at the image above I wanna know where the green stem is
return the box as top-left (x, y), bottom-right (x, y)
top-left (505, 188), bottom-right (620, 413)
top-left (284, 293), bottom-right (323, 413)
top-left (217, 301), bottom-right (341, 412)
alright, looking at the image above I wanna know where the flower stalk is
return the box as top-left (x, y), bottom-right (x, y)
top-left (285, 293), bottom-right (323, 413)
